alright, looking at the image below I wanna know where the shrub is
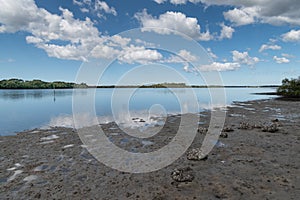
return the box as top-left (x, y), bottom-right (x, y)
top-left (277, 77), bottom-right (300, 97)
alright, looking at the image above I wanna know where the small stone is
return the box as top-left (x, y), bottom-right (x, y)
top-left (197, 127), bottom-right (208, 134)
top-left (171, 167), bottom-right (194, 182)
top-left (222, 126), bottom-right (234, 132)
top-left (239, 122), bottom-right (252, 130)
top-left (187, 148), bottom-right (208, 160)
top-left (220, 132), bottom-right (228, 138)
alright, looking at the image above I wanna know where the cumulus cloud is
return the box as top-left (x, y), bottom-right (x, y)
top-left (223, 7), bottom-right (257, 26)
top-left (282, 29), bottom-right (300, 42)
top-left (199, 62), bottom-right (240, 72)
top-left (259, 44), bottom-right (281, 52)
top-left (0, 0), bottom-right (161, 64)
top-left (197, 49), bottom-right (259, 71)
top-left (154, 0), bottom-right (300, 26)
top-left (135, 10), bottom-right (213, 41)
top-left (0, 1), bottom-right (101, 61)
top-left (118, 45), bottom-right (163, 64)
top-left (219, 23), bottom-right (235, 39)
top-left (177, 49), bottom-right (198, 62)
top-left (153, 0), bottom-right (167, 3)
top-left (153, 0), bottom-right (202, 5)
top-left (183, 63), bottom-right (190, 72)
top-left (273, 56), bottom-right (290, 64)
top-left (164, 49), bottom-right (197, 64)
top-left (72, 0), bottom-right (117, 17)
top-left (95, 0), bottom-right (117, 17)
top-left (206, 48), bottom-right (217, 59)
top-left (232, 50), bottom-right (260, 66)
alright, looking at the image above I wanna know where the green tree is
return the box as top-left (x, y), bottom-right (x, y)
top-left (277, 77), bottom-right (300, 97)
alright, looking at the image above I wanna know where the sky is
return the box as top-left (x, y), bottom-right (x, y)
top-left (0, 0), bottom-right (299, 86)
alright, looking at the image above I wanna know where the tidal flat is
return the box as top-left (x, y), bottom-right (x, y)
top-left (1, 98), bottom-right (299, 199)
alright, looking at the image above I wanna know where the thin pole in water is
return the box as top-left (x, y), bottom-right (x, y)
top-left (53, 84), bottom-right (56, 102)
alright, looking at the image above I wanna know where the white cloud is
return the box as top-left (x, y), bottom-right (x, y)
top-left (281, 53), bottom-right (294, 58)
top-left (0, 0), bottom-right (162, 64)
top-left (223, 7), bottom-right (257, 26)
top-left (80, 8), bottom-right (89, 13)
top-left (206, 48), bottom-right (217, 59)
top-left (72, 0), bottom-right (117, 17)
top-left (165, 49), bottom-right (197, 64)
top-left (135, 10), bottom-right (213, 41)
top-left (259, 44), bottom-right (281, 52)
top-left (282, 29), bottom-right (300, 42)
top-left (154, 0), bottom-right (167, 3)
top-left (219, 23), bottom-right (235, 39)
top-left (177, 50), bottom-right (198, 62)
top-left (154, 0), bottom-right (203, 5)
top-left (118, 45), bottom-right (163, 64)
top-left (95, 0), bottom-right (117, 16)
top-left (273, 56), bottom-right (290, 64)
top-left (199, 62), bottom-right (240, 72)
top-left (155, 0), bottom-right (300, 26)
top-left (26, 36), bottom-right (44, 44)
top-left (90, 44), bottom-right (120, 59)
top-left (73, 0), bottom-right (83, 6)
top-left (183, 63), bottom-right (190, 72)
top-left (232, 50), bottom-right (259, 66)
top-left (170, 0), bottom-right (189, 4)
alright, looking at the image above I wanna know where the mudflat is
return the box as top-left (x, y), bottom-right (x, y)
top-left (1, 98), bottom-right (299, 199)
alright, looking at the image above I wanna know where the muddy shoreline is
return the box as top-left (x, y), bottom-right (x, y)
top-left (1, 98), bottom-right (299, 199)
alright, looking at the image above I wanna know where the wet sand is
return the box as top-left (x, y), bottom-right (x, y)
top-left (0, 98), bottom-right (299, 199)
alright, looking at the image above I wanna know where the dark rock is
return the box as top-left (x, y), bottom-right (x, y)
top-left (222, 126), bottom-right (234, 132)
top-left (197, 127), bottom-right (208, 134)
top-left (220, 132), bottom-right (228, 138)
top-left (171, 167), bottom-right (194, 182)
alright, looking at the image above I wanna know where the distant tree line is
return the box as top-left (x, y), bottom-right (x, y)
top-left (277, 77), bottom-right (300, 97)
top-left (0, 79), bottom-right (88, 89)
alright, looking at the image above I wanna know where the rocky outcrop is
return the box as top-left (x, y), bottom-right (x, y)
top-left (171, 167), bottom-right (194, 182)
top-left (186, 148), bottom-right (208, 161)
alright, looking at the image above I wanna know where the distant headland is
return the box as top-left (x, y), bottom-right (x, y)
top-left (0, 79), bottom-right (88, 89)
top-left (0, 78), bottom-right (280, 89)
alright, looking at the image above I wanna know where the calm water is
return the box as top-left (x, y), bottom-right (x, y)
top-left (0, 88), bottom-right (276, 135)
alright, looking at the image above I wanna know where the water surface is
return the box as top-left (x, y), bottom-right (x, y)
top-left (0, 88), bottom-right (276, 135)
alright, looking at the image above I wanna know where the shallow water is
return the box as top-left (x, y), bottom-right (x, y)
top-left (0, 88), bottom-right (276, 135)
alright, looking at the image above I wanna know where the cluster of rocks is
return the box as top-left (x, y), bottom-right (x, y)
top-left (171, 148), bottom-right (209, 182)
top-left (171, 167), bottom-right (194, 182)
top-left (239, 119), bottom-right (280, 133)
top-left (239, 122), bottom-right (253, 130)
top-left (197, 126), bottom-right (233, 138)
top-left (172, 118), bottom-right (283, 182)
top-left (261, 123), bottom-right (279, 133)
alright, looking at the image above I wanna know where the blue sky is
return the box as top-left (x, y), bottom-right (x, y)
top-left (0, 0), bottom-right (299, 86)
